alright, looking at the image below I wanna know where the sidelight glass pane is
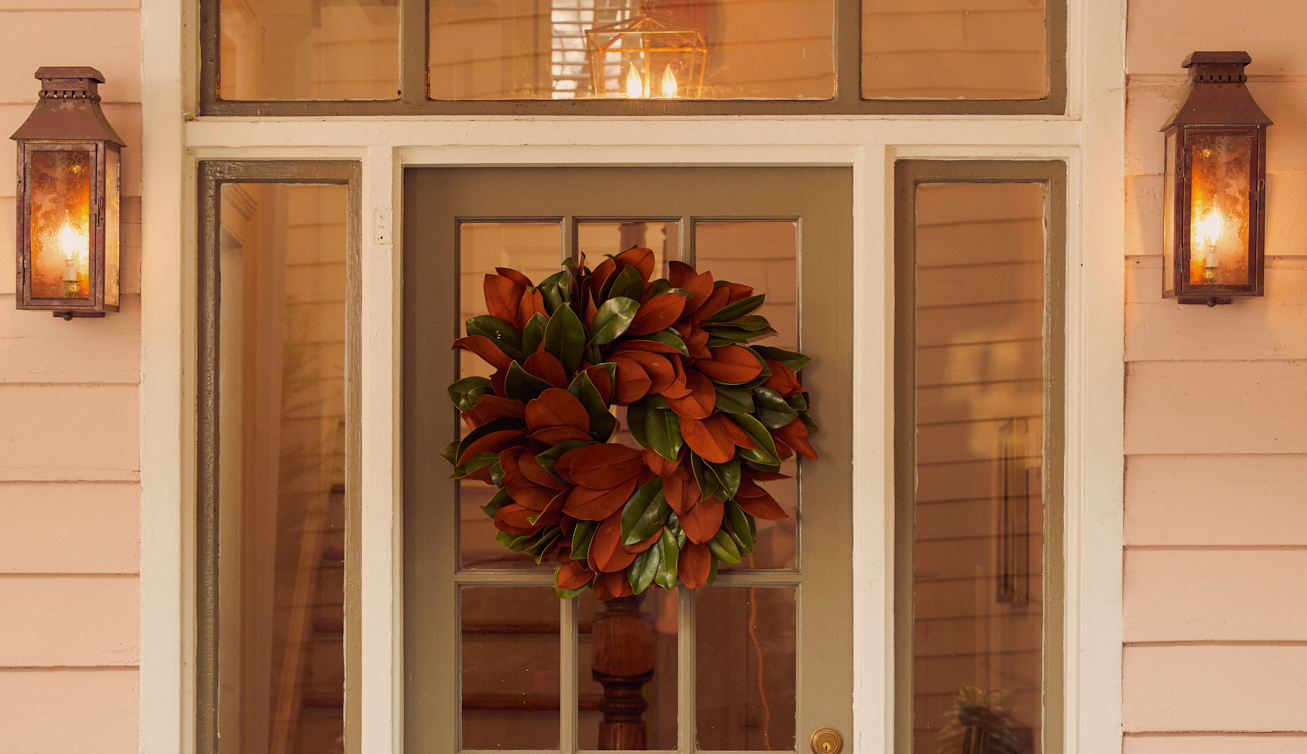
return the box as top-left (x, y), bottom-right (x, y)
top-left (216, 183), bottom-right (348, 754)
top-left (696, 586), bottom-right (796, 750)
top-left (218, 0), bottom-right (399, 100)
top-left (460, 587), bottom-right (561, 749)
top-left (910, 182), bottom-right (1046, 754)
top-left (862, 0), bottom-right (1047, 100)
top-left (696, 221), bottom-right (799, 570)
top-left (428, 0), bottom-right (834, 100)
top-left (458, 222), bottom-right (564, 569)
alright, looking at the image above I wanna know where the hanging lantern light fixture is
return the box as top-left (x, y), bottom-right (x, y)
top-left (1161, 52), bottom-right (1271, 306)
top-left (586, 1), bottom-right (707, 100)
top-left (12, 67), bottom-right (125, 319)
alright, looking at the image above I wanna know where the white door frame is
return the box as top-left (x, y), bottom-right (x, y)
top-left (138, 1), bottom-right (1125, 752)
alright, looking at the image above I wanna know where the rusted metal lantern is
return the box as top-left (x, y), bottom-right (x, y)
top-left (586, 1), bottom-right (707, 100)
top-left (12, 67), bottom-right (124, 319)
top-left (1161, 52), bottom-right (1272, 306)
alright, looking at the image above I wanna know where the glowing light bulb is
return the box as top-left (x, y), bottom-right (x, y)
top-left (1195, 208), bottom-right (1224, 285)
top-left (58, 221), bottom-right (87, 298)
top-left (625, 66), bottom-right (644, 99)
top-left (660, 67), bottom-right (679, 98)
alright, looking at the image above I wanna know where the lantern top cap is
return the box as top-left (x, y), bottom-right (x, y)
top-left (1182, 51), bottom-right (1253, 84)
top-left (1162, 50), bottom-right (1271, 130)
top-left (10, 66), bottom-right (125, 147)
top-left (35, 67), bottom-right (105, 84)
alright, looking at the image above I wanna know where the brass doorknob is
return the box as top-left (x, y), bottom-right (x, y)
top-left (810, 727), bottom-right (843, 754)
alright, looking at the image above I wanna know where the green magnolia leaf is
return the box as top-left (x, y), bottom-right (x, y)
top-left (705, 294), bottom-right (765, 322)
top-left (526, 528), bottom-right (563, 563)
top-left (571, 520), bottom-right (598, 561)
top-left (481, 488), bottom-right (513, 518)
top-left (498, 529), bottom-right (536, 552)
top-left (713, 314), bottom-right (775, 333)
top-left (666, 511), bottom-right (688, 549)
top-left (690, 453), bottom-right (721, 503)
top-left (603, 264), bottom-right (644, 303)
top-left (647, 279), bottom-right (673, 297)
top-left (528, 491), bottom-right (566, 525)
top-left (644, 407), bottom-right (684, 461)
top-left (627, 401), bottom-right (649, 447)
top-left (535, 439), bottom-right (589, 481)
top-left (589, 296), bottom-right (640, 346)
top-left (705, 556), bottom-right (720, 586)
top-left (449, 451), bottom-right (498, 480)
top-left (567, 371), bottom-right (617, 441)
top-left (708, 529), bottom-right (743, 564)
top-left (456, 416), bottom-right (524, 463)
top-left (465, 315), bottom-right (524, 360)
top-left (504, 361), bottom-right (554, 402)
top-left (448, 375), bottom-right (493, 411)
top-left (522, 313), bottom-right (548, 356)
top-left (705, 332), bottom-right (755, 348)
top-left (620, 478), bottom-right (669, 546)
top-left (786, 392), bottom-right (808, 411)
top-left (726, 501), bottom-right (755, 555)
top-left (715, 384), bottom-right (755, 414)
top-left (738, 448), bottom-right (783, 469)
top-left (753, 346), bottom-right (811, 373)
top-left (628, 542), bottom-right (663, 595)
top-left (801, 411), bottom-right (819, 435)
top-left (555, 564), bottom-right (592, 599)
top-left (543, 304), bottom-right (586, 374)
top-left (726, 413), bottom-right (780, 464)
top-left (441, 439), bottom-right (460, 466)
top-left (627, 330), bottom-right (689, 355)
top-left (644, 394), bottom-right (670, 411)
top-left (752, 386), bottom-right (800, 429)
top-left (655, 528), bottom-right (680, 590)
top-left (709, 456), bottom-right (741, 499)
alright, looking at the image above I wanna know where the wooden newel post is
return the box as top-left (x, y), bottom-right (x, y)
top-left (591, 594), bottom-right (655, 750)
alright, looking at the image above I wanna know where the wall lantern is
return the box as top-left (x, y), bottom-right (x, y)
top-left (586, 1), bottom-right (707, 99)
top-left (11, 67), bottom-right (124, 319)
top-left (1162, 52), bottom-right (1271, 306)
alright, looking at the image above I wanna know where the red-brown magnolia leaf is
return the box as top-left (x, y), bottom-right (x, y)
top-left (458, 429), bottom-right (525, 466)
top-left (620, 338), bottom-right (684, 355)
top-left (506, 477), bottom-right (566, 511)
top-left (531, 426), bottom-right (593, 446)
top-left (499, 446), bottom-right (526, 483)
top-left (556, 559), bottom-right (595, 591)
top-left (695, 345), bottom-right (764, 384)
top-left (588, 258), bottom-right (617, 302)
top-left (518, 288), bottom-right (547, 331)
top-left (593, 570), bottom-right (635, 601)
top-left (615, 246), bottom-right (655, 281)
top-left (554, 446), bottom-right (585, 484)
top-left (463, 465), bottom-right (495, 485)
top-left (679, 414), bottom-right (734, 464)
top-left (660, 357), bottom-right (690, 399)
top-left (495, 267), bottom-right (534, 289)
top-left (744, 469), bottom-right (791, 482)
top-left (453, 335), bottom-right (514, 370)
top-left (464, 394), bottom-right (527, 428)
top-left (774, 417), bottom-right (818, 460)
top-left (721, 281), bottom-right (754, 303)
top-left (678, 542), bottom-right (712, 589)
top-left (665, 370), bottom-right (715, 419)
top-left (721, 417), bottom-right (760, 450)
top-left (588, 513), bottom-right (639, 573)
top-left (497, 502), bottom-right (559, 532)
top-left (584, 365), bottom-right (614, 405)
top-left (624, 527), bottom-right (663, 554)
top-left (669, 261), bottom-right (713, 313)
top-left (679, 495), bottom-right (724, 544)
top-left (493, 510), bottom-right (535, 536)
top-left (683, 327), bottom-right (711, 359)
top-left (642, 445), bottom-right (679, 477)
top-left (691, 285), bottom-right (732, 322)
top-left (567, 444), bottom-right (643, 489)
top-left (736, 489), bottom-right (788, 521)
top-left (661, 466), bottom-right (701, 515)
top-left (626, 292), bottom-right (686, 337)
top-left (564, 478), bottom-right (638, 521)
top-left (484, 274), bottom-right (524, 324)
top-left (763, 359), bottom-right (802, 396)
top-left (525, 351), bottom-right (569, 389)
top-left (525, 388), bottom-right (590, 434)
top-left (491, 367), bottom-right (508, 398)
top-left (615, 351), bottom-right (675, 394)
top-left (612, 354), bottom-right (654, 404)
top-left (519, 452), bottom-right (570, 490)
top-left (583, 290), bottom-right (598, 328)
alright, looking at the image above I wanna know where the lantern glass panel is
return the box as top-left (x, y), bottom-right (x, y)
top-left (106, 148), bottom-right (121, 308)
top-left (27, 148), bottom-right (92, 300)
top-left (1188, 130), bottom-right (1255, 287)
top-left (1162, 131), bottom-right (1176, 296)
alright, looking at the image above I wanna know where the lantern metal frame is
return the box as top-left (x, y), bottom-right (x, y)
top-left (1161, 51), bottom-right (1271, 306)
top-left (585, 2), bottom-right (708, 100)
top-left (12, 66), bottom-right (125, 319)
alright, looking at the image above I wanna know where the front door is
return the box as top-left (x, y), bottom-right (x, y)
top-left (403, 166), bottom-right (853, 752)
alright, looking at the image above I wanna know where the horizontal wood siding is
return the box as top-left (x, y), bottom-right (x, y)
top-left (0, 2), bottom-right (141, 752)
top-left (1124, 1), bottom-right (1307, 750)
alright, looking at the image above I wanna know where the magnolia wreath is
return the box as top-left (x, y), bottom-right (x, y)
top-left (444, 247), bottom-right (818, 600)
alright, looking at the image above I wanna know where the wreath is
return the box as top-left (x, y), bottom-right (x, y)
top-left (444, 247), bottom-right (818, 600)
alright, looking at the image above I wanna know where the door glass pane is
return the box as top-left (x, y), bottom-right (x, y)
top-left (219, 0), bottom-right (400, 100)
top-left (696, 586), bottom-right (797, 750)
top-left (459, 222), bottom-right (564, 569)
top-left (578, 590), bottom-right (679, 749)
top-left (428, 0), bottom-right (834, 100)
top-left (911, 182), bottom-right (1046, 754)
top-left (461, 587), bottom-right (561, 749)
top-left (862, 0), bottom-right (1047, 100)
top-left (216, 183), bottom-right (348, 754)
top-left (695, 221), bottom-right (798, 570)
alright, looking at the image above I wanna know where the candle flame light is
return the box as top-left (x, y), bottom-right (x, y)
top-left (661, 66), bottom-right (679, 98)
top-left (625, 65), bottom-right (645, 99)
top-left (57, 220), bottom-right (89, 298)
top-left (1195, 207), bottom-right (1224, 248)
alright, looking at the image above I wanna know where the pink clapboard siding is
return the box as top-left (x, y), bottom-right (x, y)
top-left (0, 1), bottom-right (142, 752)
top-left (1124, 0), bottom-right (1307, 751)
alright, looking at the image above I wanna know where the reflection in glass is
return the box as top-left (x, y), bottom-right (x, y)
top-left (696, 222), bottom-right (798, 570)
top-left (429, 0), bottom-right (833, 100)
top-left (216, 183), bottom-right (349, 754)
top-left (911, 182), bottom-right (1046, 754)
top-left (696, 586), bottom-right (796, 750)
top-left (219, 0), bottom-right (399, 100)
top-left (578, 590), bottom-right (678, 749)
top-left (461, 587), bottom-right (562, 749)
top-left (27, 149), bottom-right (92, 299)
top-left (458, 222), bottom-right (564, 569)
top-left (1188, 131), bottom-right (1255, 286)
top-left (862, 0), bottom-right (1047, 101)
